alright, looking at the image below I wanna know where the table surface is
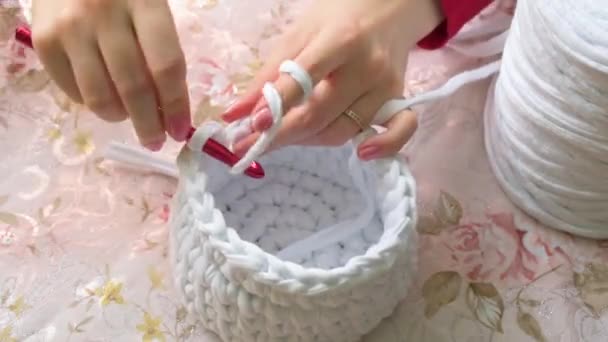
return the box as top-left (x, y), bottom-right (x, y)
top-left (2, 1), bottom-right (608, 341)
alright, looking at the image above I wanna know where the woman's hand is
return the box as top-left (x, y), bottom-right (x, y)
top-left (222, 0), bottom-right (443, 160)
top-left (31, 0), bottom-right (190, 151)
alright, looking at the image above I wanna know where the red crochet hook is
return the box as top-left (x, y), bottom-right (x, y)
top-left (15, 26), bottom-right (264, 179)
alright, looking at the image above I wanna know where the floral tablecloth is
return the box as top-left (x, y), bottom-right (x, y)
top-left (1, 1), bottom-right (608, 341)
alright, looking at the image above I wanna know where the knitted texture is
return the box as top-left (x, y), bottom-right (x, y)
top-left (103, 52), bottom-right (499, 342)
top-left (170, 143), bottom-right (416, 341)
top-left (168, 62), bottom-right (418, 341)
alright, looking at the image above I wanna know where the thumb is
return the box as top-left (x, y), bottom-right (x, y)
top-left (357, 109), bottom-right (418, 160)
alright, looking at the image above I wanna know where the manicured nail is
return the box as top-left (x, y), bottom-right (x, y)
top-left (222, 101), bottom-right (239, 117)
top-left (168, 114), bottom-right (191, 142)
top-left (221, 103), bottom-right (241, 122)
top-left (358, 146), bottom-right (380, 160)
top-left (222, 97), bottom-right (257, 121)
top-left (252, 106), bottom-right (272, 131)
top-left (143, 137), bottom-right (165, 152)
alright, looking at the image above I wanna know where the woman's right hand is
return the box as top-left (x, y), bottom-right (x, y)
top-left (31, 0), bottom-right (191, 151)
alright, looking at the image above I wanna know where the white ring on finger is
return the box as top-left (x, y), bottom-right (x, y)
top-left (279, 60), bottom-right (314, 101)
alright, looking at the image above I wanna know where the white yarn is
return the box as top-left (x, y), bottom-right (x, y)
top-left (279, 60), bottom-right (314, 100)
top-left (229, 60), bottom-right (313, 174)
top-left (373, 59), bottom-right (502, 125)
top-left (104, 1), bottom-right (608, 338)
top-left (169, 141), bottom-right (416, 341)
top-left (485, 0), bottom-right (608, 238)
top-left (107, 59), bottom-right (418, 341)
top-left (229, 83), bottom-right (284, 174)
top-left (377, 0), bottom-right (608, 238)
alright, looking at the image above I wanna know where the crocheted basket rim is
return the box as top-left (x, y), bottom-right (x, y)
top-left (174, 144), bottom-right (417, 295)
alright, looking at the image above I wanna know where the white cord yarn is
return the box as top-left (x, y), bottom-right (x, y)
top-left (104, 1), bottom-right (608, 338)
top-left (167, 61), bottom-right (419, 341)
top-left (377, 0), bottom-right (608, 238)
top-left (485, 0), bottom-right (608, 238)
top-left (103, 53), bottom-right (501, 342)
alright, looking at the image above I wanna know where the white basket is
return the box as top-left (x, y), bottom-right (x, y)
top-left (170, 136), bottom-right (417, 341)
top-left (103, 54), bottom-right (502, 341)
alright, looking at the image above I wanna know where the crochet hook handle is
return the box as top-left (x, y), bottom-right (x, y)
top-left (14, 25), bottom-right (264, 179)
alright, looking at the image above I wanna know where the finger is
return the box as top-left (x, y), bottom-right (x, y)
top-left (97, 11), bottom-right (165, 150)
top-left (62, 22), bottom-right (127, 123)
top-left (221, 26), bottom-right (310, 123)
top-left (245, 25), bottom-right (360, 130)
top-left (299, 87), bottom-right (391, 148)
top-left (130, 0), bottom-right (191, 142)
top-left (232, 64), bottom-right (368, 155)
top-left (357, 108), bottom-right (418, 160)
top-left (32, 31), bottom-right (82, 102)
top-left (272, 61), bottom-right (370, 145)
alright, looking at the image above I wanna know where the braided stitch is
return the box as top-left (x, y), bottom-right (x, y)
top-left (169, 61), bottom-right (418, 341)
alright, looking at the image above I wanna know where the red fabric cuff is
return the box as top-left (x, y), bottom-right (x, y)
top-left (417, 0), bottom-right (493, 50)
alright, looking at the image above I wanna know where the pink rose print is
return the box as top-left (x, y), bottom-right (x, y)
top-left (419, 191), bottom-right (570, 286)
top-left (448, 213), bottom-right (565, 283)
top-left (450, 223), bottom-right (480, 252)
top-left (158, 204), bottom-right (170, 224)
top-left (417, 190), bottom-right (568, 285)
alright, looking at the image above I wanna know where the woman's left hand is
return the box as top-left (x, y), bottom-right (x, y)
top-left (222, 0), bottom-right (443, 160)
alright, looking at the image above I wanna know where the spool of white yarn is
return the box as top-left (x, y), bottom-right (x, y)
top-left (485, 0), bottom-right (608, 238)
top-left (372, 0), bottom-right (608, 238)
top-left (103, 0), bottom-right (608, 242)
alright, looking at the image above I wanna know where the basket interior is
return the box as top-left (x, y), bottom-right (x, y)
top-left (201, 144), bottom-right (389, 270)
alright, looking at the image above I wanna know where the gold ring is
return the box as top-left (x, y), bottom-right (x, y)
top-left (342, 109), bottom-right (366, 131)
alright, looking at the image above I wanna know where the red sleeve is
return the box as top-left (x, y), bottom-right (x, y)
top-left (417, 0), bottom-right (493, 49)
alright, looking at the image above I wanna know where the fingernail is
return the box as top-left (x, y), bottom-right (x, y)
top-left (221, 103), bottom-right (241, 122)
top-left (168, 114), bottom-right (192, 142)
top-left (222, 97), bottom-right (257, 121)
top-left (358, 146), bottom-right (380, 160)
top-left (252, 107), bottom-right (272, 131)
top-left (144, 137), bottom-right (166, 152)
top-left (222, 101), bottom-right (239, 117)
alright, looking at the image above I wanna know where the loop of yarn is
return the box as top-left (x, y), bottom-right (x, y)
top-left (187, 121), bottom-right (229, 153)
top-left (178, 59), bottom-right (412, 264)
top-left (279, 60), bottom-right (314, 100)
top-left (227, 59), bottom-right (313, 174)
top-left (168, 60), bottom-right (418, 341)
top-left (229, 83), bottom-right (283, 174)
top-left (175, 58), bottom-right (416, 278)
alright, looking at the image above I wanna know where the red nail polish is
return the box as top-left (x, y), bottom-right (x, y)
top-left (222, 101), bottom-right (239, 116)
top-left (253, 107), bottom-right (272, 131)
top-left (252, 98), bottom-right (266, 111)
top-left (144, 138), bottom-right (165, 152)
top-left (168, 114), bottom-right (191, 142)
top-left (222, 97), bottom-right (260, 121)
top-left (358, 146), bottom-right (380, 160)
